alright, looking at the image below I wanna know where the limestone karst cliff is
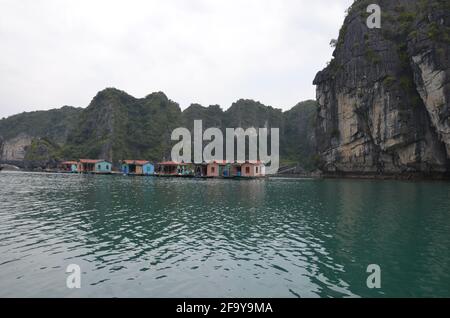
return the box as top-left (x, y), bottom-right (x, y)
top-left (313, 0), bottom-right (450, 176)
top-left (0, 88), bottom-right (317, 169)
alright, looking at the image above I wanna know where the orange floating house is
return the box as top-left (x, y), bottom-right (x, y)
top-left (207, 160), bottom-right (233, 177)
top-left (240, 160), bottom-right (265, 178)
top-left (157, 160), bottom-right (265, 178)
top-left (206, 160), bottom-right (265, 178)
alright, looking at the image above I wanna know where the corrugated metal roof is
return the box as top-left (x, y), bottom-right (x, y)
top-left (122, 160), bottom-right (150, 165)
top-left (79, 159), bottom-right (109, 164)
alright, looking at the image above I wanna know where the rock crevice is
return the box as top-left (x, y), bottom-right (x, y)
top-left (313, 0), bottom-right (450, 176)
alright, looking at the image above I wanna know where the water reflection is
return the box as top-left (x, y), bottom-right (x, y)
top-left (0, 172), bottom-right (449, 297)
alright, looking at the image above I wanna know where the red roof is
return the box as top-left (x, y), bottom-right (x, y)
top-left (246, 160), bottom-right (263, 165)
top-left (208, 160), bottom-right (263, 165)
top-left (158, 161), bottom-right (188, 166)
top-left (213, 160), bottom-right (230, 165)
top-left (61, 161), bottom-right (78, 165)
top-left (158, 160), bottom-right (264, 166)
top-left (122, 160), bottom-right (150, 165)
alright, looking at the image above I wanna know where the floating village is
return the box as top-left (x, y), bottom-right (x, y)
top-left (58, 159), bottom-right (267, 179)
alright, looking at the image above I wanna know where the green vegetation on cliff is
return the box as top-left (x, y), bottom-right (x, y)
top-left (0, 88), bottom-right (318, 171)
top-left (25, 138), bottom-right (62, 163)
top-left (0, 106), bottom-right (82, 144)
top-left (63, 89), bottom-right (183, 163)
top-left (282, 100), bottom-right (317, 170)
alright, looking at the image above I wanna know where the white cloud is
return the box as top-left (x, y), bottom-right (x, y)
top-left (0, 0), bottom-right (353, 118)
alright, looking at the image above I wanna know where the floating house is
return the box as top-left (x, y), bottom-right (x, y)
top-left (157, 161), bottom-right (181, 176)
top-left (179, 163), bottom-right (194, 176)
top-left (158, 160), bottom-right (265, 178)
top-left (207, 160), bottom-right (265, 178)
top-left (78, 159), bottom-right (112, 174)
top-left (60, 161), bottom-right (78, 173)
top-left (206, 161), bottom-right (219, 177)
top-left (240, 160), bottom-right (265, 178)
top-left (157, 161), bottom-right (194, 176)
top-left (194, 163), bottom-right (208, 177)
top-left (207, 161), bottom-right (234, 178)
top-left (121, 160), bottom-right (154, 176)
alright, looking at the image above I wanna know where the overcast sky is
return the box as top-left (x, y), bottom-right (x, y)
top-left (0, 0), bottom-right (353, 118)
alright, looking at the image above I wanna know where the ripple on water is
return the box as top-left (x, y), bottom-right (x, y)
top-left (0, 172), bottom-right (449, 297)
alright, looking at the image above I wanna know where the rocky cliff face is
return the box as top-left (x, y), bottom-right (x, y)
top-left (0, 87), bottom-right (317, 169)
top-left (64, 89), bottom-right (184, 163)
top-left (181, 99), bottom-right (317, 168)
top-left (0, 134), bottom-right (33, 161)
top-left (313, 0), bottom-right (450, 176)
top-left (0, 106), bottom-right (81, 165)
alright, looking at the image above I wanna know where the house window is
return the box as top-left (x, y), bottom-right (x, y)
top-left (256, 167), bottom-right (259, 173)
top-left (245, 167), bottom-right (250, 174)
top-left (98, 164), bottom-right (101, 170)
top-left (106, 165), bottom-right (109, 170)
top-left (211, 167), bottom-right (215, 173)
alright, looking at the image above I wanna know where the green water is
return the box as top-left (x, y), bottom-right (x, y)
top-left (0, 171), bottom-right (449, 298)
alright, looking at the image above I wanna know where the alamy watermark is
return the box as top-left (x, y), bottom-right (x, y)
top-left (66, 264), bottom-right (81, 289)
top-left (366, 264), bottom-right (381, 289)
top-left (366, 4), bottom-right (381, 29)
top-left (171, 120), bottom-right (280, 174)
top-left (65, 263), bottom-right (382, 291)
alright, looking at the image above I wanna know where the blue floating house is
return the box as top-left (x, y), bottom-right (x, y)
top-left (78, 159), bottom-right (112, 174)
top-left (121, 160), bottom-right (154, 176)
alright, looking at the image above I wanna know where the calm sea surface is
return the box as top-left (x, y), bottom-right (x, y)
top-left (0, 171), bottom-right (449, 297)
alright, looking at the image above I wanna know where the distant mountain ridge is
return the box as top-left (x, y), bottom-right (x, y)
top-left (0, 88), bottom-right (317, 170)
top-left (0, 106), bottom-right (82, 143)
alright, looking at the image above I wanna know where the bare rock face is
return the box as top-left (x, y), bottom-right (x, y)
top-left (313, 0), bottom-right (450, 176)
top-left (0, 134), bottom-right (33, 161)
